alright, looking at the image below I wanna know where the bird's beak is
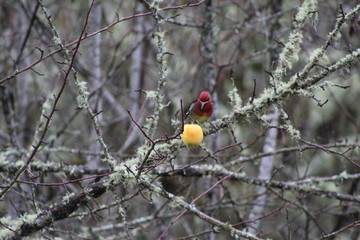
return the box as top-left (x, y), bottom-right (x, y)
top-left (200, 100), bottom-right (208, 110)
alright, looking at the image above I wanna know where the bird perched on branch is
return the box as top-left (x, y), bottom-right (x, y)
top-left (186, 91), bottom-right (214, 123)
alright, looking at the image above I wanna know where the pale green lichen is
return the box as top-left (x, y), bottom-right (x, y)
top-left (69, 166), bottom-right (77, 176)
top-left (143, 115), bottom-right (159, 135)
top-left (171, 118), bottom-right (180, 127)
top-left (142, 0), bottom-right (168, 138)
top-left (41, 0), bottom-right (115, 169)
top-left (272, 0), bottom-right (318, 83)
top-left (0, 216), bottom-right (15, 239)
top-left (154, 140), bottom-right (181, 156)
top-left (115, 199), bottom-right (130, 235)
top-left (275, 31), bottom-right (303, 74)
top-left (331, 30), bottom-right (342, 42)
top-left (309, 48), bottom-right (325, 64)
top-left (20, 213), bottom-right (37, 223)
top-left (251, 88), bottom-right (275, 109)
top-left (62, 192), bottom-right (75, 204)
top-left (102, 157), bottom-right (117, 168)
top-left (0, 213), bottom-right (38, 239)
top-left (283, 123), bottom-right (301, 140)
top-left (52, 35), bottom-right (62, 46)
top-left (32, 94), bottom-right (54, 146)
top-left (75, 80), bottom-right (90, 109)
top-left (145, 90), bottom-right (158, 100)
top-left (332, 48), bottom-right (360, 70)
top-left (155, 30), bottom-right (166, 42)
top-left (339, 170), bottom-right (348, 179)
top-left (0, 227), bottom-right (13, 238)
top-left (76, 79), bottom-right (89, 95)
top-left (118, 204), bottom-right (126, 218)
top-left (258, 114), bottom-right (271, 123)
top-left (294, 0), bottom-right (318, 27)
top-left (228, 79), bottom-right (242, 113)
top-left (149, 0), bottom-right (164, 11)
top-left (158, 102), bottom-right (168, 112)
top-left (105, 157), bottom-right (142, 189)
top-left (80, 226), bottom-right (91, 238)
top-left (105, 172), bottom-right (122, 190)
top-left (296, 89), bottom-right (313, 98)
top-left (136, 144), bottom-right (150, 158)
top-left (168, 196), bottom-right (185, 209)
top-left (319, 182), bottom-right (339, 192)
top-left (279, 109), bottom-right (301, 140)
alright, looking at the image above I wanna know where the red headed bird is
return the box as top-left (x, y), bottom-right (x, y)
top-left (188, 91), bottom-right (214, 123)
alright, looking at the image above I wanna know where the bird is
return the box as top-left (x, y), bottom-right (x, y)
top-left (187, 91), bottom-right (214, 123)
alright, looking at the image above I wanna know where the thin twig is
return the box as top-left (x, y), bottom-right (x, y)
top-left (159, 166), bottom-right (244, 239)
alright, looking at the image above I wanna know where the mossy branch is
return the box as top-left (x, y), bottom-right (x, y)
top-left (207, 47), bottom-right (360, 136)
top-left (155, 164), bottom-right (360, 203)
top-left (298, 4), bottom-right (360, 80)
top-left (143, 0), bottom-right (168, 138)
top-left (39, 0), bottom-right (115, 168)
top-left (273, 0), bottom-right (318, 83)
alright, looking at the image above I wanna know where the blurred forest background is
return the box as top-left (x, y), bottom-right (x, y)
top-left (0, 0), bottom-right (360, 239)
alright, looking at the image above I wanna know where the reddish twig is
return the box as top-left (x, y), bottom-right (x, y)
top-left (233, 194), bottom-right (310, 227)
top-left (127, 110), bottom-right (169, 180)
top-left (0, 0), bottom-right (208, 85)
top-left (0, 221), bottom-right (16, 234)
top-left (0, 0), bottom-right (95, 199)
top-left (127, 110), bottom-right (154, 144)
top-left (163, 141), bottom-right (242, 175)
top-left (17, 171), bottom-right (114, 187)
top-left (250, 78), bottom-right (257, 104)
top-left (180, 99), bottom-right (185, 134)
top-left (159, 165), bottom-right (244, 239)
top-left (300, 139), bottom-right (360, 169)
top-left (320, 220), bottom-right (360, 239)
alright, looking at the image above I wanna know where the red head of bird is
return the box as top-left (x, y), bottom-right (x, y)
top-left (190, 91), bottom-right (213, 123)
